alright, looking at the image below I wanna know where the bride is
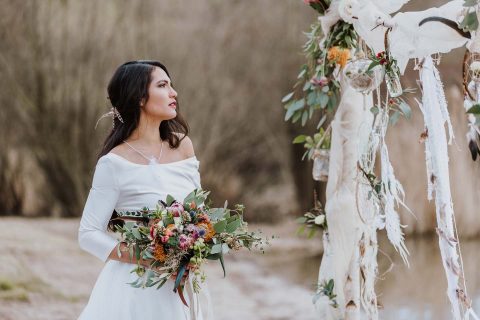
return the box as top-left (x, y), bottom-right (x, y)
top-left (78, 60), bottom-right (212, 319)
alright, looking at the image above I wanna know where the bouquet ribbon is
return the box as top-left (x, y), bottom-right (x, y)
top-left (179, 273), bottom-right (213, 320)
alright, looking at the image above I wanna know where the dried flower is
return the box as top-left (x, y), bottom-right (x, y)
top-left (154, 244), bottom-right (167, 262)
top-left (197, 222), bottom-right (215, 242)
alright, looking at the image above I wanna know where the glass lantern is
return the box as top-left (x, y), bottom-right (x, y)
top-left (343, 58), bottom-right (384, 94)
top-left (312, 149), bottom-right (330, 181)
top-left (385, 71), bottom-right (403, 98)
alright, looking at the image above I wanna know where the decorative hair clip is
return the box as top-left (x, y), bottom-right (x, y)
top-left (95, 106), bottom-right (124, 129)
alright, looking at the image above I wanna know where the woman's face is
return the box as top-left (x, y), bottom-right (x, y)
top-left (142, 67), bottom-right (178, 120)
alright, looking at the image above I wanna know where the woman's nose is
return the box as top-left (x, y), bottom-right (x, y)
top-left (169, 87), bottom-right (177, 98)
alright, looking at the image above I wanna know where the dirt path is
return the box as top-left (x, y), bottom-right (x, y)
top-left (0, 218), bottom-right (321, 320)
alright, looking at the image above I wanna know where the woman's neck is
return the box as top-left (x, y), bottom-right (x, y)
top-left (127, 115), bottom-right (163, 146)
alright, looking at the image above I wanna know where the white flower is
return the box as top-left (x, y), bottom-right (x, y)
top-left (314, 214), bottom-right (325, 225)
top-left (470, 61), bottom-right (480, 72)
top-left (156, 220), bottom-right (164, 228)
top-left (470, 61), bottom-right (480, 80)
top-left (173, 216), bottom-right (182, 227)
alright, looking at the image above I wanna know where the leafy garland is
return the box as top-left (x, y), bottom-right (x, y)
top-left (287, 2), bottom-right (415, 235)
top-left (282, 19), bottom-right (357, 160)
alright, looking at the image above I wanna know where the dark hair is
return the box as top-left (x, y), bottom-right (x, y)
top-left (99, 60), bottom-right (189, 230)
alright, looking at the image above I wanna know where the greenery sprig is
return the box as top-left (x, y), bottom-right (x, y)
top-left (313, 279), bottom-right (338, 308)
top-left (296, 191), bottom-right (327, 238)
top-left (460, 0), bottom-right (479, 32)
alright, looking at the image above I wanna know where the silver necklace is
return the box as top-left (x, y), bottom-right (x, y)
top-left (123, 140), bottom-right (164, 165)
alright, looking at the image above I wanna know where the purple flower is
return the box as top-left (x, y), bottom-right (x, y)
top-left (185, 224), bottom-right (199, 240)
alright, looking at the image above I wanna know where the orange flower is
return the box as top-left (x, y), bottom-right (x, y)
top-left (327, 46), bottom-right (350, 68)
top-left (154, 244), bottom-right (167, 262)
top-left (338, 49), bottom-right (350, 68)
top-left (198, 222), bottom-right (216, 242)
top-left (327, 46), bottom-right (339, 61)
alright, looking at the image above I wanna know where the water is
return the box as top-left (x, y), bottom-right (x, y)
top-left (263, 235), bottom-right (480, 319)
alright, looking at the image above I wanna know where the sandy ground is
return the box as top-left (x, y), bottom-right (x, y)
top-left (0, 218), bottom-right (321, 320)
top-left (3, 217), bottom-right (480, 320)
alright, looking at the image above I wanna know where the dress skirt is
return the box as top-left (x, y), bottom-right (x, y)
top-left (78, 260), bottom-right (189, 320)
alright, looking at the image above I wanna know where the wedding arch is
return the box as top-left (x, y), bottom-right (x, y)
top-left (284, 1), bottom-right (480, 319)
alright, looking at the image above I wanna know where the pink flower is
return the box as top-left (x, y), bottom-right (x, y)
top-left (168, 202), bottom-right (184, 217)
top-left (310, 76), bottom-right (329, 87)
top-left (197, 213), bottom-right (210, 223)
top-left (149, 225), bottom-right (155, 240)
top-left (179, 234), bottom-right (191, 250)
top-left (303, 0), bottom-right (321, 4)
top-left (160, 235), bottom-right (170, 243)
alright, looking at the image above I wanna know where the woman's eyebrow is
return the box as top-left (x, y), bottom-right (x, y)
top-left (156, 79), bottom-right (171, 85)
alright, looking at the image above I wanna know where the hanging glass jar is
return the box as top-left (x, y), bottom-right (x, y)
top-left (385, 70), bottom-right (403, 98)
top-left (343, 58), bottom-right (384, 95)
top-left (312, 149), bottom-right (330, 181)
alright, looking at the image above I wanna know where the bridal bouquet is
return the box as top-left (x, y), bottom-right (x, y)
top-left (114, 189), bottom-right (266, 305)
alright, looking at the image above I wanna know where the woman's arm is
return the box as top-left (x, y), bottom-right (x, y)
top-left (78, 157), bottom-right (121, 262)
top-left (106, 241), bottom-right (151, 266)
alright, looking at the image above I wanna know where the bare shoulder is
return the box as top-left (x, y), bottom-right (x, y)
top-left (173, 133), bottom-right (195, 158)
top-left (109, 143), bottom-right (129, 157)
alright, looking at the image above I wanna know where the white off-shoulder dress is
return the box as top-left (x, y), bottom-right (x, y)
top-left (78, 153), bottom-right (211, 320)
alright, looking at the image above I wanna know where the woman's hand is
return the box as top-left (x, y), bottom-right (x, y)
top-left (109, 242), bottom-right (189, 281)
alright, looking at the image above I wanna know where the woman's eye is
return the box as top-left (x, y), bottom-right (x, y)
top-left (159, 83), bottom-right (166, 87)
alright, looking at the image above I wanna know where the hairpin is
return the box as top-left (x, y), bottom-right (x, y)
top-left (95, 106), bottom-right (124, 129)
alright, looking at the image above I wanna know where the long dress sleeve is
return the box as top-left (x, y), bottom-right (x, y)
top-left (78, 157), bottom-right (120, 262)
top-left (193, 161), bottom-right (202, 189)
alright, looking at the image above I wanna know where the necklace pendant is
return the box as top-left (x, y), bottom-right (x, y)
top-left (149, 157), bottom-right (157, 165)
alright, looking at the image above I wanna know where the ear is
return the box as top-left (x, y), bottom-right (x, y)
top-left (140, 98), bottom-right (145, 107)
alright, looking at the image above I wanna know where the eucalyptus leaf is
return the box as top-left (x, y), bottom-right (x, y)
top-left (222, 243), bottom-right (230, 254)
top-left (317, 114), bottom-right (327, 129)
top-left (297, 67), bottom-right (307, 79)
top-left (293, 135), bottom-right (307, 144)
top-left (319, 94), bottom-right (329, 108)
top-left (226, 219), bottom-right (242, 233)
top-left (211, 244), bottom-right (223, 254)
top-left (307, 91), bottom-right (317, 106)
top-left (131, 228), bottom-right (142, 240)
top-left (301, 111), bottom-right (308, 126)
top-left (292, 111), bottom-right (302, 123)
top-left (303, 81), bottom-right (311, 91)
top-left (166, 194), bottom-right (175, 206)
top-left (467, 104), bottom-right (480, 114)
top-left (460, 11), bottom-right (479, 31)
top-left (464, 0), bottom-right (478, 7)
top-left (214, 220), bottom-right (227, 233)
top-left (282, 92), bottom-right (294, 103)
top-left (389, 111), bottom-right (401, 125)
top-left (398, 101), bottom-right (412, 119)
